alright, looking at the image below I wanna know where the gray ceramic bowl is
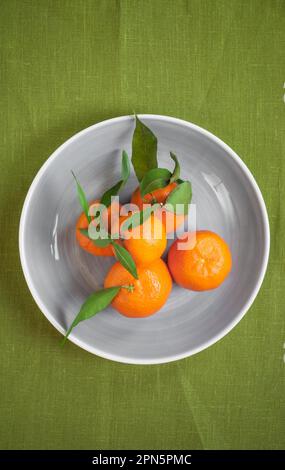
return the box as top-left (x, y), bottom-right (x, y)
top-left (19, 115), bottom-right (270, 364)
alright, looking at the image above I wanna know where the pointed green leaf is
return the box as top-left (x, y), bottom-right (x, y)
top-left (164, 181), bottom-right (192, 215)
top-left (141, 178), bottom-right (167, 198)
top-left (169, 152), bottom-right (180, 183)
top-left (140, 168), bottom-right (172, 197)
top-left (62, 287), bottom-right (120, 344)
top-left (111, 242), bottom-right (138, 279)
top-left (71, 171), bottom-right (91, 223)
top-left (100, 180), bottom-right (123, 207)
top-left (131, 116), bottom-right (158, 181)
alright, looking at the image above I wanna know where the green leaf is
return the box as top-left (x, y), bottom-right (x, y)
top-left (79, 228), bottom-right (111, 248)
top-left (100, 151), bottom-right (130, 207)
top-left (120, 205), bottom-right (158, 232)
top-left (111, 242), bottom-right (138, 279)
top-left (140, 168), bottom-right (172, 197)
top-left (62, 287), bottom-right (120, 344)
top-left (164, 181), bottom-right (192, 215)
top-left (131, 115), bottom-right (158, 181)
top-left (169, 152), bottom-right (180, 182)
top-left (100, 180), bottom-right (123, 207)
top-left (121, 150), bottom-right (130, 181)
top-left (71, 171), bottom-right (91, 224)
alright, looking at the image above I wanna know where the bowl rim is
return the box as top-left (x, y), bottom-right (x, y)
top-left (19, 114), bottom-right (270, 364)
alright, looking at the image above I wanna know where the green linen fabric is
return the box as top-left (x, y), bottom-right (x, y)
top-left (0, 0), bottom-right (284, 450)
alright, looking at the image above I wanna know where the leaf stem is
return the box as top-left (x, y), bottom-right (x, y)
top-left (121, 284), bottom-right (135, 293)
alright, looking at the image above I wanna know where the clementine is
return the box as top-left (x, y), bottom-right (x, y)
top-left (131, 182), bottom-right (178, 208)
top-left (76, 200), bottom-right (121, 257)
top-left (120, 213), bottom-right (167, 265)
top-left (104, 258), bottom-right (172, 317)
top-left (168, 231), bottom-right (232, 291)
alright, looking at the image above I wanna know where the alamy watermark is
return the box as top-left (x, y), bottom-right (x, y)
top-left (87, 196), bottom-right (197, 250)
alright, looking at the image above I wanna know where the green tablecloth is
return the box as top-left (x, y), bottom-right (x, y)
top-left (0, 0), bottom-right (284, 450)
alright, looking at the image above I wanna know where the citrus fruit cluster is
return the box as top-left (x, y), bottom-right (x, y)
top-left (63, 117), bottom-right (232, 343)
top-left (77, 199), bottom-right (172, 318)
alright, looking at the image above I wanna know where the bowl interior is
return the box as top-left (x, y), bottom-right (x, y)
top-left (20, 116), bottom-right (268, 363)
